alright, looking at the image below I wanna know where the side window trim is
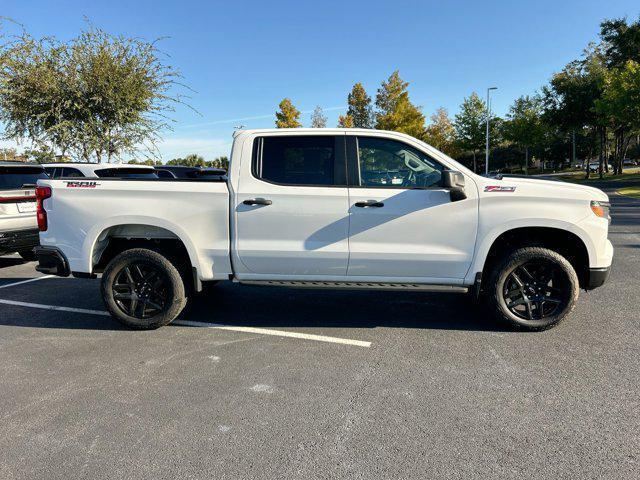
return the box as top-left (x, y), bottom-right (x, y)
top-left (251, 135), bottom-right (347, 188)
top-left (347, 135), bottom-right (446, 189)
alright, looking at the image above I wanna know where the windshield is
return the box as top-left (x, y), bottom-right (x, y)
top-left (0, 167), bottom-right (48, 189)
top-left (94, 168), bottom-right (158, 178)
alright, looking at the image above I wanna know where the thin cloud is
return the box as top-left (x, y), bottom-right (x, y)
top-left (179, 106), bottom-right (346, 129)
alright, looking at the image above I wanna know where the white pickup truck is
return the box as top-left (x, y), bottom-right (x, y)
top-left (35, 129), bottom-right (613, 331)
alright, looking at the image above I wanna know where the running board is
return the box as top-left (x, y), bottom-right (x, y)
top-left (239, 280), bottom-right (469, 293)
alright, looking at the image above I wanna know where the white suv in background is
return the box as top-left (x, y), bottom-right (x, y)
top-left (0, 162), bottom-right (49, 260)
top-left (43, 163), bottom-right (158, 179)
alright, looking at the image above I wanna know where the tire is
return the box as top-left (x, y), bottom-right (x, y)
top-left (486, 247), bottom-right (579, 331)
top-left (18, 249), bottom-right (37, 261)
top-left (101, 248), bottom-right (187, 329)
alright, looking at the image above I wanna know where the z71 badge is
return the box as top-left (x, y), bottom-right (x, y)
top-left (484, 185), bottom-right (516, 193)
top-left (65, 181), bottom-right (99, 188)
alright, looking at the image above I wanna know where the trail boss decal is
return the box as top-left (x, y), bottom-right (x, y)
top-left (65, 181), bottom-right (99, 188)
top-left (485, 185), bottom-right (516, 193)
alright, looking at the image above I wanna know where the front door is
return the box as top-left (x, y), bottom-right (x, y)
top-left (346, 135), bottom-right (478, 281)
top-left (234, 134), bottom-right (350, 278)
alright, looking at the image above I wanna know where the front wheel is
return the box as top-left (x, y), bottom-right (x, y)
top-left (101, 248), bottom-right (187, 329)
top-left (487, 247), bottom-right (579, 331)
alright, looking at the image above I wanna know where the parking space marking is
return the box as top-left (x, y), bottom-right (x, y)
top-left (0, 299), bottom-right (372, 348)
top-left (173, 320), bottom-right (372, 347)
top-left (0, 298), bottom-right (109, 316)
top-left (0, 275), bottom-right (54, 290)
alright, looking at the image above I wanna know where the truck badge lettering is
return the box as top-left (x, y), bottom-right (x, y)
top-left (485, 185), bottom-right (516, 192)
top-left (65, 181), bottom-right (99, 188)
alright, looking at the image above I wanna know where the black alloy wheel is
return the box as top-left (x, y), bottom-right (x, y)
top-left (112, 262), bottom-right (168, 319)
top-left (502, 259), bottom-right (569, 321)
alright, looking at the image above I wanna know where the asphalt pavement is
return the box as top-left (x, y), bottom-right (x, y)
top-left (0, 187), bottom-right (638, 480)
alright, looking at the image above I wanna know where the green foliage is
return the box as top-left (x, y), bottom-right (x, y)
top-left (375, 71), bottom-right (425, 138)
top-left (600, 17), bottom-right (640, 68)
top-left (275, 98), bottom-right (301, 128)
top-left (453, 92), bottom-right (486, 160)
top-left (310, 106), bottom-right (327, 128)
top-left (24, 146), bottom-right (57, 164)
top-left (502, 95), bottom-right (545, 170)
top-left (337, 114), bottom-right (354, 128)
top-left (164, 154), bottom-right (228, 169)
top-left (347, 83), bottom-right (373, 128)
top-left (0, 21), bottom-right (186, 163)
top-left (423, 107), bottom-right (458, 157)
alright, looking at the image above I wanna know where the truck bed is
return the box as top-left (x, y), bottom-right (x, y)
top-left (38, 178), bottom-right (231, 280)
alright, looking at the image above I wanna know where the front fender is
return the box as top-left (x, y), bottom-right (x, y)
top-left (464, 217), bottom-right (597, 285)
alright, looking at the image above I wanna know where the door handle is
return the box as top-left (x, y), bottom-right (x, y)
top-left (243, 198), bottom-right (272, 206)
top-left (355, 200), bottom-right (384, 208)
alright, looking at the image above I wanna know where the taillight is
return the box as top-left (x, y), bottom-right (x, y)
top-left (36, 186), bottom-right (52, 231)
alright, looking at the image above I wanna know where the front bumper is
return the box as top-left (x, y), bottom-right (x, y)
top-left (586, 266), bottom-right (610, 290)
top-left (35, 246), bottom-right (70, 277)
top-left (0, 228), bottom-right (39, 255)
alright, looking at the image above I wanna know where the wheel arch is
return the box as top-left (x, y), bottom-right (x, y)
top-left (85, 217), bottom-right (201, 282)
top-left (469, 222), bottom-right (594, 289)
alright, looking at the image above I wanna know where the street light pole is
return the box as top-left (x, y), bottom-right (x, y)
top-left (485, 87), bottom-right (497, 175)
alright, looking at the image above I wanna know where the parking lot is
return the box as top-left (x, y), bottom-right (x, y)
top-left (1, 187), bottom-right (638, 480)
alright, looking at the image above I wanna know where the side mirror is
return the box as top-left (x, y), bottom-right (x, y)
top-left (442, 170), bottom-right (467, 201)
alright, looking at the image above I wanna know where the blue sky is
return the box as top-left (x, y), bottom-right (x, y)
top-left (2, 0), bottom-right (639, 161)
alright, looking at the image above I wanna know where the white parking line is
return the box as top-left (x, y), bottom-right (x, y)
top-left (173, 320), bottom-right (372, 347)
top-left (0, 298), bottom-right (372, 348)
top-left (0, 275), bottom-right (55, 290)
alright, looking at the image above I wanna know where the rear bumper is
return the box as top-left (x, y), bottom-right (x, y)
top-left (586, 266), bottom-right (610, 290)
top-left (0, 228), bottom-right (39, 255)
top-left (35, 246), bottom-right (70, 277)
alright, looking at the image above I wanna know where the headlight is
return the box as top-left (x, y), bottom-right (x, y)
top-left (590, 201), bottom-right (611, 221)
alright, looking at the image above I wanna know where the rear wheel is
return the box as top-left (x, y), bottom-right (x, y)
top-left (487, 247), bottom-right (579, 331)
top-left (101, 248), bottom-right (186, 329)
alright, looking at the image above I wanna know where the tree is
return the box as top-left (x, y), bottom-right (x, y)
top-left (423, 107), bottom-right (458, 157)
top-left (310, 105), bottom-right (327, 128)
top-left (597, 60), bottom-right (640, 174)
top-left (502, 95), bottom-right (545, 173)
top-left (0, 22), bottom-right (186, 163)
top-left (166, 154), bottom-right (205, 167)
top-left (375, 71), bottom-right (425, 138)
top-left (347, 83), bottom-right (373, 128)
top-left (543, 45), bottom-right (607, 177)
top-left (337, 114), bottom-right (354, 128)
top-left (454, 92), bottom-right (487, 172)
top-left (209, 156), bottom-right (229, 169)
top-left (275, 98), bottom-right (301, 128)
top-left (600, 17), bottom-right (640, 68)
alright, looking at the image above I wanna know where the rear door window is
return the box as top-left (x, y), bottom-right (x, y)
top-left (0, 167), bottom-right (48, 189)
top-left (61, 167), bottom-right (84, 177)
top-left (253, 136), bottom-right (341, 186)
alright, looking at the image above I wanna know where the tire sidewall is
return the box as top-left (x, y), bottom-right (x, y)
top-left (101, 248), bottom-right (186, 329)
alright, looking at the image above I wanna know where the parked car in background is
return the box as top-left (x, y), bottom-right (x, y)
top-left (36, 128), bottom-right (613, 332)
top-left (588, 162), bottom-right (600, 173)
top-left (154, 165), bottom-right (226, 180)
top-left (43, 163), bottom-right (158, 178)
top-left (0, 162), bottom-right (48, 260)
top-left (622, 159), bottom-right (638, 167)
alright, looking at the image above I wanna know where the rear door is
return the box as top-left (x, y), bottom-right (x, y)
top-left (346, 134), bottom-right (478, 281)
top-left (233, 134), bottom-right (350, 278)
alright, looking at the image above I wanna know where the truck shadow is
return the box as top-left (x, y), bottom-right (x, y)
top-left (0, 257), bottom-right (29, 269)
top-left (0, 278), bottom-right (515, 333)
top-left (181, 282), bottom-right (513, 333)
